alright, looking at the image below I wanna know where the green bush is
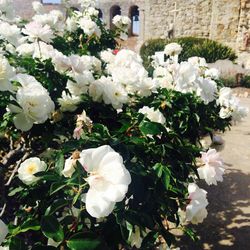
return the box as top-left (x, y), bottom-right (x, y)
top-left (241, 75), bottom-right (250, 88)
top-left (140, 37), bottom-right (237, 74)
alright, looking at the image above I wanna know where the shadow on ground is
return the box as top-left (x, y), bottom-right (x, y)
top-left (177, 168), bottom-right (250, 250)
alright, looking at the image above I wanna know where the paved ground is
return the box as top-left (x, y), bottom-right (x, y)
top-left (178, 96), bottom-right (250, 250)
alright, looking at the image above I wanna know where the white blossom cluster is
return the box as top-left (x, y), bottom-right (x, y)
top-left (152, 43), bottom-right (248, 119)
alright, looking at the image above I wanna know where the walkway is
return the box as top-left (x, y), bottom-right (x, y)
top-left (178, 96), bottom-right (250, 250)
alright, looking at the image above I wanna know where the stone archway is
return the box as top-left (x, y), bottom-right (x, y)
top-left (129, 5), bottom-right (140, 37)
top-left (97, 9), bottom-right (103, 20)
top-left (110, 5), bottom-right (121, 29)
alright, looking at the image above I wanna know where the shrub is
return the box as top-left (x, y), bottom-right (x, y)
top-left (140, 37), bottom-right (237, 74)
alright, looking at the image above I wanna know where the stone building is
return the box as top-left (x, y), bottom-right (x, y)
top-left (12, 0), bottom-right (250, 54)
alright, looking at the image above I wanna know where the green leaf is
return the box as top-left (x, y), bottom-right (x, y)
top-left (45, 199), bottom-right (68, 216)
top-left (8, 187), bottom-right (24, 197)
top-left (9, 237), bottom-right (26, 250)
top-left (49, 182), bottom-right (67, 195)
top-left (41, 215), bottom-right (64, 242)
top-left (67, 233), bottom-right (102, 250)
top-left (153, 163), bottom-right (164, 178)
top-left (55, 152), bottom-right (65, 176)
top-left (32, 246), bottom-right (57, 250)
top-left (139, 121), bottom-right (162, 135)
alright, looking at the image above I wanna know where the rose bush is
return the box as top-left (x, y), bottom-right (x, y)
top-left (0, 0), bottom-right (248, 249)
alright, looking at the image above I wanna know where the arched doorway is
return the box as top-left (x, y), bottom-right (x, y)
top-left (110, 5), bottom-right (121, 29)
top-left (97, 9), bottom-right (103, 21)
top-left (129, 5), bottom-right (140, 36)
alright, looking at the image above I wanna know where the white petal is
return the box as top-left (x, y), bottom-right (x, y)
top-left (13, 113), bottom-right (33, 131)
top-left (86, 188), bottom-right (115, 218)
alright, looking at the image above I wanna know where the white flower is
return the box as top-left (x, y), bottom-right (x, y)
top-left (32, 1), bottom-right (45, 14)
top-left (174, 62), bottom-right (199, 93)
top-left (0, 21), bottom-right (21, 46)
top-left (0, 55), bottom-right (15, 92)
top-left (0, 220), bottom-right (8, 245)
top-left (22, 21), bottom-right (55, 43)
top-left (139, 106), bottom-right (166, 124)
top-left (186, 183), bottom-right (208, 224)
top-left (8, 74), bottom-right (55, 131)
top-left (78, 17), bottom-right (101, 37)
top-left (198, 149), bottom-right (225, 185)
top-left (0, 0), bottom-right (14, 20)
top-left (188, 57), bottom-right (207, 68)
top-left (164, 43), bottom-right (182, 56)
top-left (100, 49), bottom-right (115, 64)
top-left (112, 15), bottom-right (131, 30)
top-left (58, 91), bottom-right (81, 112)
top-left (32, 41), bottom-right (55, 61)
top-left (62, 157), bottom-right (77, 178)
top-left (101, 77), bottom-right (128, 109)
top-left (66, 17), bottom-right (78, 32)
top-left (18, 157), bottom-right (46, 185)
top-left (196, 77), bottom-right (217, 104)
top-left (217, 87), bottom-right (233, 107)
top-left (66, 71), bottom-right (94, 96)
top-left (16, 43), bottom-right (35, 56)
top-left (79, 145), bottom-right (131, 218)
top-left (153, 66), bottom-right (173, 89)
top-left (205, 68), bottom-right (220, 80)
top-left (52, 51), bottom-right (71, 73)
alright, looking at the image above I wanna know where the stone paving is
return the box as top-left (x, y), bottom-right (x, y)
top-left (178, 96), bottom-right (250, 250)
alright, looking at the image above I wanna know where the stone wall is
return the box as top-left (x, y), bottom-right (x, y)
top-left (12, 0), bottom-right (250, 54)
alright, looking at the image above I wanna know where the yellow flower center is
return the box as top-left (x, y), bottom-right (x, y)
top-left (26, 163), bottom-right (37, 174)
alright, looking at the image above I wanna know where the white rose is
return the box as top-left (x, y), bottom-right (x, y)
top-left (174, 62), bottom-right (199, 93)
top-left (22, 21), bottom-right (55, 43)
top-left (79, 145), bottom-right (131, 218)
top-left (18, 157), bottom-right (46, 185)
top-left (16, 43), bottom-right (35, 56)
top-left (66, 17), bottom-right (78, 32)
top-left (198, 149), bottom-right (225, 185)
top-left (58, 91), bottom-right (81, 112)
top-left (8, 74), bottom-right (55, 131)
top-left (0, 220), bottom-right (8, 245)
top-left (112, 15), bottom-right (131, 30)
top-left (0, 55), bottom-right (16, 92)
top-left (100, 49), bottom-right (115, 64)
top-left (139, 106), bottom-right (166, 124)
top-left (205, 68), bottom-right (220, 80)
top-left (78, 17), bottom-right (101, 37)
top-left (32, 1), bottom-right (45, 14)
top-left (186, 183), bottom-right (208, 224)
top-left (188, 56), bottom-right (207, 68)
top-left (164, 43), bottom-right (182, 56)
top-left (67, 71), bottom-right (94, 96)
top-left (196, 77), bottom-right (217, 104)
top-left (52, 51), bottom-right (71, 73)
top-left (101, 77), bottom-right (128, 109)
top-left (62, 158), bottom-right (77, 178)
top-left (0, 21), bottom-right (21, 46)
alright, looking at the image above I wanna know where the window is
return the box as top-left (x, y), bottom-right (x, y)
top-left (42, 0), bottom-right (61, 4)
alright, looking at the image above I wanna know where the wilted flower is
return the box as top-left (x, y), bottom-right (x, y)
top-left (62, 157), bottom-right (77, 178)
top-left (58, 91), bottom-right (81, 112)
top-left (198, 149), bottom-right (225, 185)
top-left (139, 106), bottom-right (166, 124)
top-left (18, 157), bottom-right (46, 185)
top-left (79, 145), bottom-right (131, 218)
top-left (186, 183), bottom-right (208, 224)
